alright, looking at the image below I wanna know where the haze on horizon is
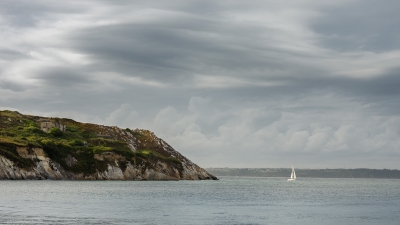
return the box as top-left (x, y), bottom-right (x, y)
top-left (1, 0), bottom-right (400, 169)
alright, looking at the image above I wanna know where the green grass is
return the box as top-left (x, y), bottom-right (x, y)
top-left (92, 146), bottom-right (113, 154)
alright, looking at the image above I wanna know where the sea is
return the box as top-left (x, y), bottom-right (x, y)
top-left (0, 177), bottom-right (399, 225)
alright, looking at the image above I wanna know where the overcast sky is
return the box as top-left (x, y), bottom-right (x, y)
top-left (1, 0), bottom-right (400, 169)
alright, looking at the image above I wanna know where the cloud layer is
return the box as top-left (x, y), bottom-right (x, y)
top-left (1, 0), bottom-right (400, 168)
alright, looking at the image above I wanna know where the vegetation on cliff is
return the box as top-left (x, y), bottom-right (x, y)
top-left (0, 110), bottom-right (216, 180)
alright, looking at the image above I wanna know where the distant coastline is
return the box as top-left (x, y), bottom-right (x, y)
top-left (206, 168), bottom-right (400, 179)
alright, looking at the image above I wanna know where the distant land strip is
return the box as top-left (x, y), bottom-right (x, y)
top-left (206, 168), bottom-right (400, 179)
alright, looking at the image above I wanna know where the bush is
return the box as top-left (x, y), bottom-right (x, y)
top-left (71, 139), bottom-right (84, 146)
top-left (66, 126), bottom-right (79, 133)
top-left (49, 127), bottom-right (63, 137)
top-left (24, 126), bottom-right (44, 134)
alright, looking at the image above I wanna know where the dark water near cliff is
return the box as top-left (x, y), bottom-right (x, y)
top-left (0, 177), bottom-right (399, 225)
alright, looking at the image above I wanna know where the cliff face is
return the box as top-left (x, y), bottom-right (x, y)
top-left (0, 111), bottom-right (217, 180)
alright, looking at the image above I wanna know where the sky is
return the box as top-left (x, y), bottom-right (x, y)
top-left (1, 0), bottom-right (400, 169)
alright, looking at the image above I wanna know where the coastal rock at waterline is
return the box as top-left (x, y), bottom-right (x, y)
top-left (0, 146), bottom-right (215, 180)
top-left (0, 153), bottom-right (71, 180)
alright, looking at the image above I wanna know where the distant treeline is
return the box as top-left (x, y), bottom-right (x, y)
top-left (206, 168), bottom-right (400, 179)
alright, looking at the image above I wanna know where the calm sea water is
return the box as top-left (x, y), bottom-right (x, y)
top-left (0, 177), bottom-right (399, 225)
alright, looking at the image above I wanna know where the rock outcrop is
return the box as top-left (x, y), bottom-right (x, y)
top-left (0, 110), bottom-right (217, 180)
top-left (0, 148), bottom-right (73, 180)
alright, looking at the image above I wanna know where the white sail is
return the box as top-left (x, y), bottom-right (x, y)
top-left (288, 166), bottom-right (296, 181)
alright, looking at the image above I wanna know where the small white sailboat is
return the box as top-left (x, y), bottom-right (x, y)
top-left (287, 166), bottom-right (296, 181)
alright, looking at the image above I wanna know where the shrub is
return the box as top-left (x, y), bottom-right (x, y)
top-left (24, 126), bottom-right (44, 134)
top-left (49, 127), bottom-right (63, 137)
top-left (66, 126), bottom-right (79, 132)
top-left (71, 139), bottom-right (84, 146)
top-left (22, 119), bottom-right (39, 128)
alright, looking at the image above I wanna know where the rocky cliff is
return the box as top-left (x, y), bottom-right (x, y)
top-left (0, 110), bottom-right (217, 180)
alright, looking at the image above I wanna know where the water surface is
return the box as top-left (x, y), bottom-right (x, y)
top-left (0, 177), bottom-right (399, 224)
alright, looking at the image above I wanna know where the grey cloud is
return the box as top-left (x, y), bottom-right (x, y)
top-left (67, 23), bottom-right (274, 83)
top-left (63, 2), bottom-right (304, 87)
top-left (0, 48), bottom-right (27, 61)
top-left (0, 1), bottom-right (49, 27)
top-left (34, 67), bottom-right (92, 88)
top-left (312, 0), bottom-right (400, 52)
top-left (0, 80), bottom-right (25, 92)
top-left (298, 67), bottom-right (400, 116)
top-left (248, 110), bottom-right (282, 131)
top-left (246, 66), bottom-right (400, 117)
top-left (0, 0), bottom-right (86, 28)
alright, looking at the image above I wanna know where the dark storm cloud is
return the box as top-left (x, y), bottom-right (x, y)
top-left (312, 0), bottom-right (400, 52)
